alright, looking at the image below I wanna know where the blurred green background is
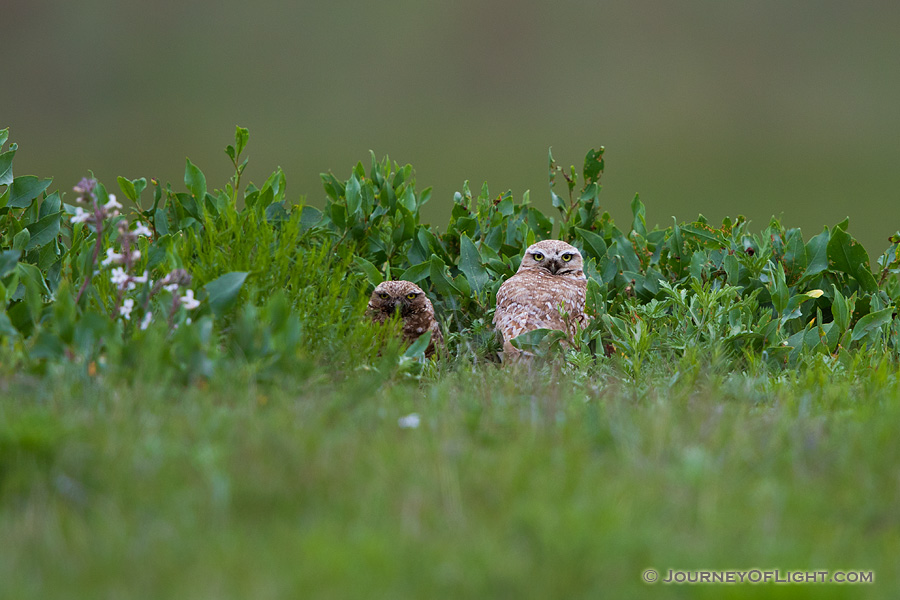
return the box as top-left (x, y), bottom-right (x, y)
top-left (5, 0), bottom-right (900, 253)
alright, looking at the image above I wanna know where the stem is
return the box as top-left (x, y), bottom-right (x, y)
top-left (75, 199), bottom-right (104, 304)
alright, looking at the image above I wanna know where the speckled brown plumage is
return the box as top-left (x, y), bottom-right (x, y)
top-left (493, 239), bottom-right (588, 358)
top-left (367, 280), bottom-right (443, 357)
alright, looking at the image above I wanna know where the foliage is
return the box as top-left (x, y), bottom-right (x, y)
top-left (1, 125), bottom-right (899, 384)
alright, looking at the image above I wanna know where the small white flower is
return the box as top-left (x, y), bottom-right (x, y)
top-left (110, 267), bottom-right (130, 288)
top-left (133, 270), bottom-right (150, 285)
top-left (133, 222), bottom-right (153, 237)
top-left (130, 249), bottom-right (141, 262)
top-left (105, 194), bottom-right (122, 210)
top-left (119, 298), bottom-right (135, 320)
top-left (70, 207), bottom-right (92, 224)
top-left (140, 311), bottom-right (153, 330)
top-left (164, 283), bottom-right (180, 293)
top-left (180, 289), bottom-right (200, 310)
top-left (398, 413), bottom-right (421, 429)
top-left (101, 248), bottom-right (124, 266)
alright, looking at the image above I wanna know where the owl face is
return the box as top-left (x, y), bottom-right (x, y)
top-left (368, 280), bottom-right (430, 317)
top-left (518, 240), bottom-right (584, 277)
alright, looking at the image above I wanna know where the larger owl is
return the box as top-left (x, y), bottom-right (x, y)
top-left (493, 239), bottom-right (589, 358)
top-left (367, 280), bottom-right (443, 357)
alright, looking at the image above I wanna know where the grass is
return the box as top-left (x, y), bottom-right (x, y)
top-left (2, 357), bottom-right (898, 599)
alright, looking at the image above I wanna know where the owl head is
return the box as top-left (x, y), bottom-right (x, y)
top-left (368, 280), bottom-right (432, 317)
top-left (518, 239), bottom-right (585, 277)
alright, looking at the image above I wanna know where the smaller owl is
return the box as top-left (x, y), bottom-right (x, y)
top-left (493, 239), bottom-right (589, 359)
top-left (367, 280), bottom-right (443, 357)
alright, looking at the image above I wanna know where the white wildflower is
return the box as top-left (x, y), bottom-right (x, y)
top-left (119, 298), bottom-right (134, 320)
top-left (398, 413), bottom-right (421, 429)
top-left (140, 311), bottom-right (152, 330)
top-left (70, 207), bottom-right (91, 224)
top-left (180, 289), bottom-right (200, 310)
top-left (164, 283), bottom-right (180, 293)
top-left (133, 222), bottom-right (153, 237)
top-left (101, 248), bottom-right (124, 266)
top-left (110, 267), bottom-right (130, 289)
top-left (105, 194), bottom-right (122, 210)
top-left (133, 270), bottom-right (150, 285)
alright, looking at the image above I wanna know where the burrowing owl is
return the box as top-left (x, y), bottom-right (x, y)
top-left (493, 239), bottom-right (589, 357)
top-left (368, 280), bottom-right (443, 356)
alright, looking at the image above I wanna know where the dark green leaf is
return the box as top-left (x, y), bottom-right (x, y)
top-left (851, 307), bottom-right (893, 342)
top-left (39, 191), bottom-right (61, 220)
top-left (827, 226), bottom-right (877, 293)
top-left (582, 147), bottom-right (604, 185)
top-left (459, 234), bottom-right (490, 295)
top-left (25, 211), bottom-right (61, 251)
top-left (403, 331), bottom-right (432, 358)
top-left (800, 227), bottom-right (829, 282)
top-left (204, 271), bottom-right (249, 316)
top-left (9, 176), bottom-right (52, 209)
top-left (346, 174), bottom-right (362, 216)
top-left (0, 147), bottom-right (16, 187)
top-left (184, 158), bottom-right (207, 201)
top-left (0, 249), bottom-right (21, 277)
top-left (353, 256), bottom-right (383, 287)
top-left (235, 126), bottom-right (249, 156)
top-left (399, 262), bottom-right (431, 284)
top-left (575, 227), bottom-right (607, 261)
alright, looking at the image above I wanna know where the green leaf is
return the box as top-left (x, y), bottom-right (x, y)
top-left (851, 307), bottom-right (893, 342)
top-left (827, 226), bottom-right (877, 293)
top-left (235, 126), bottom-right (249, 157)
top-left (630, 194), bottom-right (646, 237)
top-left (510, 328), bottom-right (567, 352)
top-left (353, 256), bottom-right (383, 287)
top-left (0, 249), bottom-right (21, 277)
top-left (8, 176), bottom-right (52, 209)
top-left (0, 147), bottom-right (16, 187)
top-left (724, 253), bottom-right (740, 284)
top-left (185, 158), bottom-right (207, 201)
top-left (24, 211), bottom-right (62, 251)
top-left (204, 271), bottom-right (249, 316)
top-left (399, 262), bottom-right (431, 284)
top-left (582, 147), bottom-right (604, 185)
top-left (429, 255), bottom-right (460, 297)
top-left (0, 128), bottom-right (8, 149)
top-left (831, 285), bottom-right (850, 333)
top-left (800, 227), bottom-right (829, 282)
top-left (39, 191), bottom-right (61, 220)
top-left (458, 234), bottom-right (489, 295)
top-left (346, 174), bottom-right (362, 216)
top-left (575, 227), bottom-right (608, 261)
top-left (117, 176), bottom-right (147, 202)
top-left (403, 331), bottom-right (432, 358)
top-left (299, 206), bottom-right (322, 231)
top-left (12, 229), bottom-right (31, 251)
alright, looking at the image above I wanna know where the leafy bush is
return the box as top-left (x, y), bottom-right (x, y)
top-left (1, 125), bottom-right (898, 383)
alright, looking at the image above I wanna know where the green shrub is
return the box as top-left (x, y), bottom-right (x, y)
top-left (0, 125), bottom-right (898, 383)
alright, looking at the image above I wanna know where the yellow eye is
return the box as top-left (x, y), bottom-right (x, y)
top-left (379, 292), bottom-right (390, 300)
top-left (406, 292), bottom-right (417, 300)
top-left (532, 252), bottom-right (544, 261)
top-left (562, 253), bottom-right (573, 262)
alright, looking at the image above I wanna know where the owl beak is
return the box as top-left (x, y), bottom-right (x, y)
top-left (547, 259), bottom-right (562, 274)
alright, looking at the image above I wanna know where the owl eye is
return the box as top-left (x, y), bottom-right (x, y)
top-left (379, 292), bottom-right (390, 300)
top-left (532, 252), bottom-right (544, 261)
top-left (562, 253), bottom-right (573, 262)
top-left (405, 292), bottom-right (418, 300)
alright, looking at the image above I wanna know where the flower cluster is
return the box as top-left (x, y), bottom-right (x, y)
top-left (70, 177), bottom-right (202, 330)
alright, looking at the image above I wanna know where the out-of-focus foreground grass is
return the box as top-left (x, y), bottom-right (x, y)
top-left (1, 361), bottom-right (897, 599)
